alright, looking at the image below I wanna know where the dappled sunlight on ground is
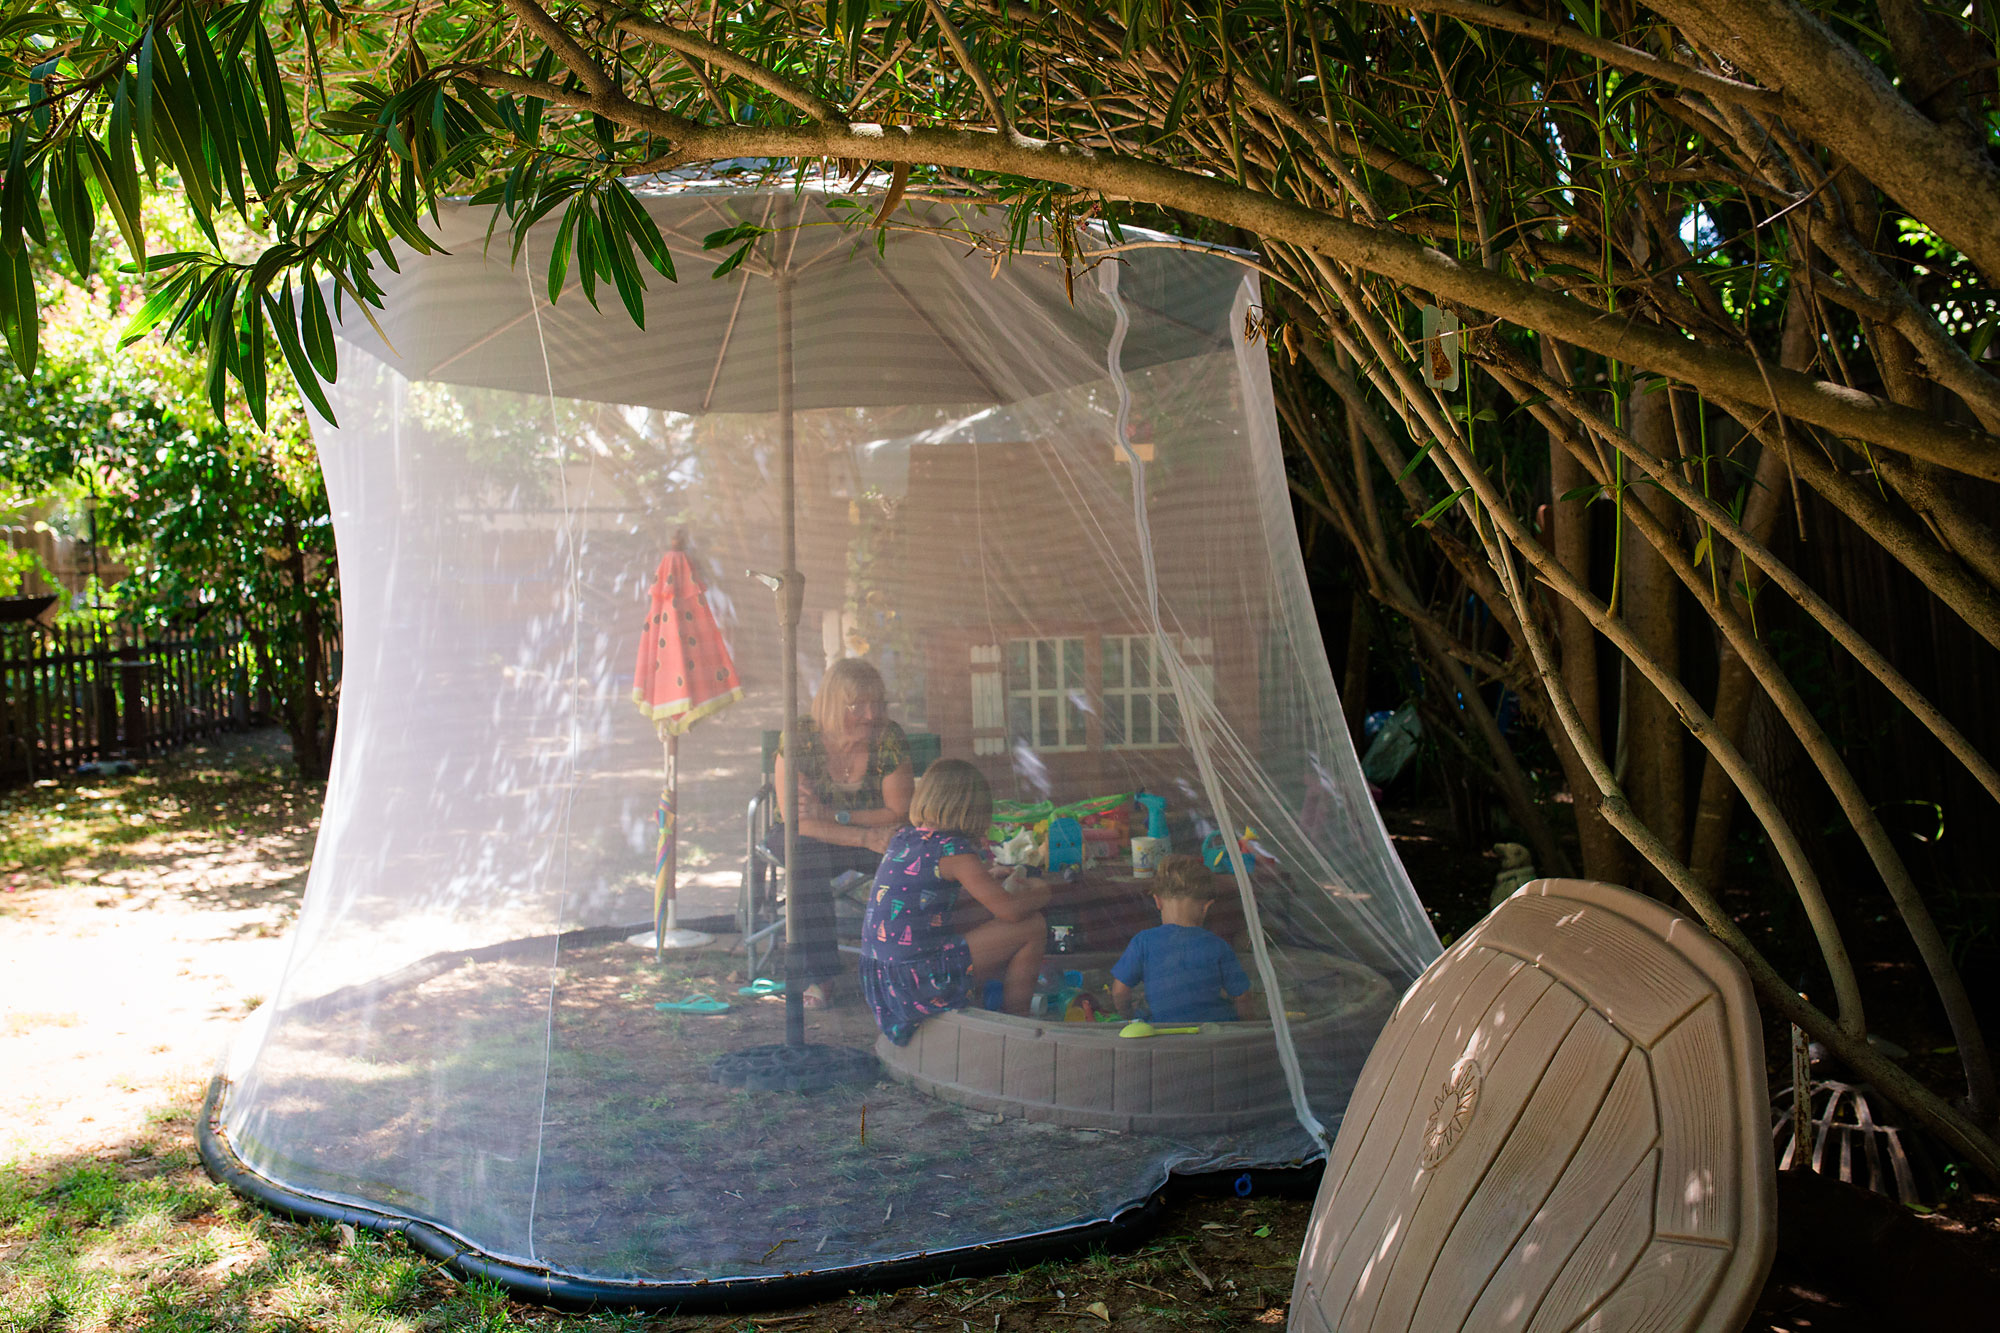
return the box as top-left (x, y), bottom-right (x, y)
top-left (0, 730), bottom-right (311, 1163)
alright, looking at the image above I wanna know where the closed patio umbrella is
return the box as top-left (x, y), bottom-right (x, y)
top-left (630, 532), bottom-right (742, 959)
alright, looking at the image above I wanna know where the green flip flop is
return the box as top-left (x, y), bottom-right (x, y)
top-left (737, 978), bottom-right (785, 997)
top-left (656, 994), bottom-right (731, 1014)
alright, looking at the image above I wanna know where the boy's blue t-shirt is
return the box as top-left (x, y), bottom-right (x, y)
top-left (1111, 923), bottom-right (1250, 1024)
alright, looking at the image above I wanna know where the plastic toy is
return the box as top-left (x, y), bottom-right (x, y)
top-left (1203, 827), bottom-right (1260, 874)
top-left (1132, 792), bottom-right (1169, 877)
top-left (1046, 816), bottom-right (1083, 872)
top-left (656, 994), bottom-right (732, 1014)
top-left (1118, 1020), bottom-right (1202, 1038)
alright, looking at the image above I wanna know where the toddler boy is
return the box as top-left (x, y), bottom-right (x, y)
top-left (1110, 854), bottom-right (1257, 1023)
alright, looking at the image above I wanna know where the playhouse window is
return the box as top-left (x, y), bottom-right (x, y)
top-left (1102, 634), bottom-right (1180, 748)
top-left (1006, 636), bottom-right (1088, 751)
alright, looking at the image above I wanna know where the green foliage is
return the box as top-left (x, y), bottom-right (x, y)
top-left (0, 236), bottom-right (338, 774)
top-left (0, 536), bottom-right (54, 596)
top-left (0, 0), bottom-right (1982, 457)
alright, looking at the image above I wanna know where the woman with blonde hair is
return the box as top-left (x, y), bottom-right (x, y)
top-left (859, 759), bottom-right (1050, 1044)
top-left (773, 657), bottom-right (913, 1008)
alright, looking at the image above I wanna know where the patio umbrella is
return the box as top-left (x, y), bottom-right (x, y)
top-left (630, 531), bottom-right (742, 960)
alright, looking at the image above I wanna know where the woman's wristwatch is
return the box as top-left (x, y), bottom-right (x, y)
top-left (834, 810), bottom-right (852, 826)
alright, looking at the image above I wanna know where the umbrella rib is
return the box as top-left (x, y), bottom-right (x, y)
top-left (701, 273), bottom-right (755, 412)
top-left (699, 195), bottom-right (782, 411)
top-left (427, 277), bottom-right (585, 379)
top-left (862, 247), bottom-right (1007, 403)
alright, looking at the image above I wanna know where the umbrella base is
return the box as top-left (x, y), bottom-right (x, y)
top-left (626, 929), bottom-right (716, 950)
top-left (712, 1042), bottom-right (879, 1094)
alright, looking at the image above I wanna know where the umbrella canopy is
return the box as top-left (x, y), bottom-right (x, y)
top-left (632, 545), bottom-right (742, 734)
top-left (340, 190), bottom-right (1244, 415)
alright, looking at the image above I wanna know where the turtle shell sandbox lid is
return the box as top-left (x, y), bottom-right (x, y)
top-left (1289, 878), bottom-right (1774, 1333)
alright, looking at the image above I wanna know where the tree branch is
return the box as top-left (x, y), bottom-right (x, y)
top-left (1653, 0), bottom-right (2000, 285)
top-left (461, 67), bottom-right (693, 134)
top-left (582, 1), bottom-right (846, 123)
top-left (1347, 0), bottom-right (1785, 112)
top-left (1480, 341), bottom-right (2000, 814)
top-left (848, 135), bottom-right (1994, 468)
top-left (1494, 354), bottom-right (1996, 1120)
top-left (498, 0), bottom-right (617, 98)
top-left (451, 88), bottom-right (2000, 480)
top-left (924, 0), bottom-right (1010, 136)
top-left (1488, 528), bottom-right (1999, 1180)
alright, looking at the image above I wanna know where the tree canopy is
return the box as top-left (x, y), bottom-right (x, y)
top-left (2, 0), bottom-right (1998, 1173)
top-left (0, 242), bottom-right (338, 775)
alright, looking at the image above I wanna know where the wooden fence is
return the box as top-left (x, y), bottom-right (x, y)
top-left (0, 623), bottom-right (252, 783)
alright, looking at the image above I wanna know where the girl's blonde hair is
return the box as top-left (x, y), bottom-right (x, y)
top-left (812, 657), bottom-right (888, 738)
top-left (1152, 853), bottom-right (1219, 901)
top-left (908, 759), bottom-right (994, 837)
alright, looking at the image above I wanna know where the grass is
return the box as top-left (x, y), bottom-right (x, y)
top-left (0, 1094), bottom-right (1307, 1332)
top-left (0, 1104), bottom-right (666, 1333)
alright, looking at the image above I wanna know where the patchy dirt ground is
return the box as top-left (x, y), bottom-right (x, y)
top-left (3, 735), bottom-right (1998, 1332)
top-left (0, 730), bottom-right (313, 1165)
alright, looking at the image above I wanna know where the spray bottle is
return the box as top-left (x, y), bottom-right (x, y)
top-left (1131, 791), bottom-right (1169, 878)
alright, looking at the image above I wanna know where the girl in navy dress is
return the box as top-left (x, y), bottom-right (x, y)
top-left (860, 759), bottom-right (1050, 1045)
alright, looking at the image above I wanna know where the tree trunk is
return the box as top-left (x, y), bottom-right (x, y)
top-left (284, 530), bottom-right (330, 781)
top-left (1545, 346), bottom-right (1630, 884)
top-left (1341, 589), bottom-right (1370, 741)
top-left (1620, 379), bottom-right (1688, 894)
top-left (1690, 293), bottom-right (1815, 888)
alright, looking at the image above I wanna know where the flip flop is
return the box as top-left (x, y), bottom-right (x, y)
top-left (656, 994), bottom-right (731, 1014)
top-left (737, 978), bottom-right (785, 997)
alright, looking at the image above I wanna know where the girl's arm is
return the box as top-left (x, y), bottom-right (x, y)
top-left (941, 853), bottom-right (1050, 923)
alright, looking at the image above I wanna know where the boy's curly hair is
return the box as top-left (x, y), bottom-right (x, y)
top-left (1151, 853), bottom-right (1218, 901)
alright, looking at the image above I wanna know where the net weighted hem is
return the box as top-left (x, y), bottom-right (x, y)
top-left (199, 1071), bottom-right (1176, 1312)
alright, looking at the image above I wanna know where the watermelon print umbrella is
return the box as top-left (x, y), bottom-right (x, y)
top-left (632, 534), bottom-right (743, 958)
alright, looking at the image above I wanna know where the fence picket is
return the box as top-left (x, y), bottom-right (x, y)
top-left (0, 622), bottom-right (308, 784)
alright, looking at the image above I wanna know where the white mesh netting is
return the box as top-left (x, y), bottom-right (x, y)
top-left (211, 186), bottom-right (1440, 1289)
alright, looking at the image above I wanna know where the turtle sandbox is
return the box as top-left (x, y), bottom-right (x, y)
top-left (876, 950), bottom-right (1397, 1135)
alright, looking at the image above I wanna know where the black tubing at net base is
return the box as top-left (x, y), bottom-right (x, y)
top-left (197, 1073), bottom-right (1176, 1313)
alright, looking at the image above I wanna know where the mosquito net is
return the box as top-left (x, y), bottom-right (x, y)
top-left (203, 182), bottom-right (1440, 1302)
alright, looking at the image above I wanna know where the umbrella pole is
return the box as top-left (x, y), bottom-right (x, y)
top-left (776, 269), bottom-right (806, 1050)
top-left (653, 729), bottom-right (677, 966)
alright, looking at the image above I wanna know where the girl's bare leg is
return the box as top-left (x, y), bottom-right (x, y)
top-left (965, 914), bottom-right (1047, 1014)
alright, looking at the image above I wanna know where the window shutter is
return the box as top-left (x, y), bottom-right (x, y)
top-left (970, 644), bottom-right (1005, 756)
